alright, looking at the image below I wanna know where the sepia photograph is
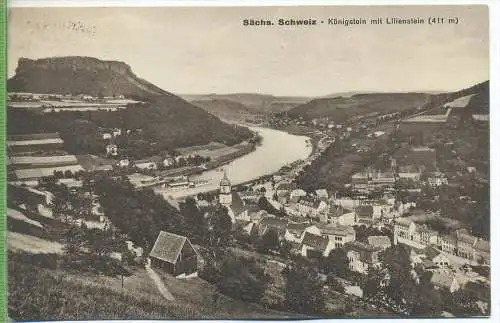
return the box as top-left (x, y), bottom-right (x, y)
top-left (5, 3), bottom-right (491, 321)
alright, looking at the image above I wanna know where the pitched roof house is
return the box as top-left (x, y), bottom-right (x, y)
top-left (295, 197), bottom-right (328, 218)
top-left (322, 204), bottom-right (355, 225)
top-left (315, 189), bottom-right (329, 201)
top-left (473, 239), bottom-right (490, 265)
top-left (430, 271), bottom-right (463, 293)
top-left (367, 235), bottom-right (391, 250)
top-left (257, 216), bottom-right (288, 237)
top-left (284, 222), bottom-right (309, 243)
top-left (355, 205), bottom-right (374, 224)
top-left (301, 232), bottom-right (332, 258)
top-left (345, 241), bottom-right (381, 274)
top-left (149, 231), bottom-right (199, 276)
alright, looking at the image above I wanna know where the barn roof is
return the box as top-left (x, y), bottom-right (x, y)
top-left (149, 231), bottom-right (189, 264)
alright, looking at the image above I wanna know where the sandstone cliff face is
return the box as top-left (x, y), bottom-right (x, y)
top-left (15, 57), bottom-right (133, 75)
top-left (8, 56), bottom-right (167, 98)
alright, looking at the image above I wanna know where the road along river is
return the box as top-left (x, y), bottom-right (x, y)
top-left (156, 126), bottom-right (312, 199)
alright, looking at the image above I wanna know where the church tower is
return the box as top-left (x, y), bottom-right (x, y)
top-left (219, 171), bottom-right (232, 206)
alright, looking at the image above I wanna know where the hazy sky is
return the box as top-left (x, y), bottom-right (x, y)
top-left (8, 5), bottom-right (489, 96)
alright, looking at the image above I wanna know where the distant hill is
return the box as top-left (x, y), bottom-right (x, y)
top-left (288, 92), bottom-right (432, 121)
top-left (180, 93), bottom-right (311, 113)
top-left (7, 57), bottom-right (253, 149)
top-left (191, 99), bottom-right (257, 121)
top-left (419, 80), bottom-right (489, 114)
top-left (321, 90), bottom-right (446, 99)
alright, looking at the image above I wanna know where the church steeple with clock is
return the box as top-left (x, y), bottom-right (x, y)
top-left (219, 170), bottom-right (232, 205)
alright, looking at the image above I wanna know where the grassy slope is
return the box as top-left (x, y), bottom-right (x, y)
top-left (8, 252), bottom-right (298, 321)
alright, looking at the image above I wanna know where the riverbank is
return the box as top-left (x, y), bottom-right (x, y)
top-left (156, 126), bottom-right (312, 199)
top-left (240, 124), bottom-right (322, 156)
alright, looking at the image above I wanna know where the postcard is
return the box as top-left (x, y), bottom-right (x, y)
top-left (5, 2), bottom-right (492, 321)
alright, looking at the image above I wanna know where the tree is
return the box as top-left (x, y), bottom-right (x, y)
top-left (69, 192), bottom-right (93, 220)
top-left (279, 240), bottom-right (293, 258)
top-left (216, 256), bottom-right (270, 303)
top-left (321, 248), bottom-right (350, 278)
top-left (50, 188), bottom-right (73, 222)
top-left (362, 266), bottom-right (387, 300)
top-left (326, 274), bottom-right (345, 293)
top-left (411, 271), bottom-right (444, 316)
top-left (180, 197), bottom-right (208, 243)
top-left (207, 205), bottom-right (233, 249)
top-left (283, 260), bottom-right (325, 315)
top-left (255, 229), bottom-right (280, 253)
top-left (63, 226), bottom-right (87, 257)
top-left (380, 245), bottom-right (418, 310)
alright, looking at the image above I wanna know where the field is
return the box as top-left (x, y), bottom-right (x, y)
top-left (443, 94), bottom-right (475, 108)
top-left (7, 231), bottom-right (64, 254)
top-left (14, 165), bottom-right (85, 180)
top-left (176, 141), bottom-right (245, 160)
top-left (7, 133), bottom-right (61, 141)
top-left (76, 154), bottom-right (116, 171)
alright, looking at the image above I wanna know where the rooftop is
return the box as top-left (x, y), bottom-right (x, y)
top-left (302, 232), bottom-right (329, 251)
top-left (367, 235), bottom-right (391, 248)
top-left (149, 231), bottom-right (190, 264)
top-left (321, 224), bottom-right (355, 236)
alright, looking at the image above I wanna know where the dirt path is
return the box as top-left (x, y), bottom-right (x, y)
top-left (145, 266), bottom-right (175, 301)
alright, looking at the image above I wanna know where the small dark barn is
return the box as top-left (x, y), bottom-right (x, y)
top-left (148, 231), bottom-right (198, 276)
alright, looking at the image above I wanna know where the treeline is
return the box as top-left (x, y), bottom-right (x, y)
top-left (94, 176), bottom-right (204, 250)
top-left (7, 105), bottom-right (253, 155)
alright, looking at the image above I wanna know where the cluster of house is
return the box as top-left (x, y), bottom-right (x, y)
top-left (273, 178), bottom-right (413, 229)
top-left (105, 143), bottom-right (205, 171)
top-left (390, 213), bottom-right (490, 306)
top-left (215, 172), bottom-right (490, 301)
top-left (240, 211), bottom-right (394, 275)
top-left (9, 92), bottom-right (128, 102)
top-left (394, 217), bottom-right (490, 266)
top-left (215, 173), bottom-right (396, 275)
top-left (350, 144), bottom-right (449, 193)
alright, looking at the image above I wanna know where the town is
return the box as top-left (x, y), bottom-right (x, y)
top-left (7, 82), bottom-right (490, 319)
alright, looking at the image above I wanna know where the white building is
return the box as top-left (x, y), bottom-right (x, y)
top-left (345, 241), bottom-right (381, 274)
top-left (106, 144), bottom-right (118, 156)
top-left (117, 159), bottom-right (129, 167)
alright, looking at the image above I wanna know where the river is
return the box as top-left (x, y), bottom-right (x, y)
top-left (157, 126), bottom-right (312, 199)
